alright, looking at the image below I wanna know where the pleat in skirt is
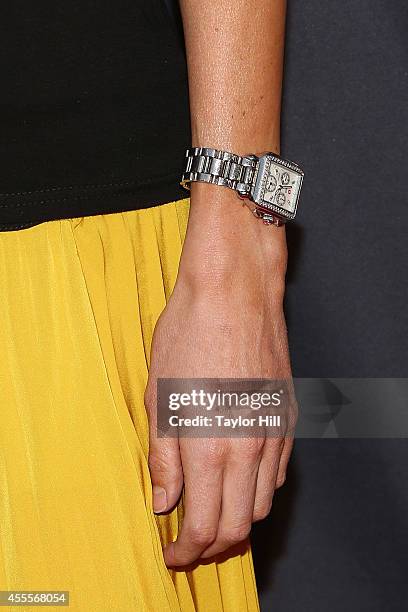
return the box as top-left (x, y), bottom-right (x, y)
top-left (0, 197), bottom-right (260, 611)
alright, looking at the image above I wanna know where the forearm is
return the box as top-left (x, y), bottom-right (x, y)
top-left (179, 0), bottom-right (286, 157)
top-left (178, 0), bottom-right (288, 282)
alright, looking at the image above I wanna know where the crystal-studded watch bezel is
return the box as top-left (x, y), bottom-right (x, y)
top-left (251, 153), bottom-right (304, 220)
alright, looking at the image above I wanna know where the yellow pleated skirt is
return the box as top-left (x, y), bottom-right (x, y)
top-left (0, 197), bottom-right (259, 612)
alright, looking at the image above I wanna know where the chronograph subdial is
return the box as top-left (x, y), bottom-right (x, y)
top-left (265, 175), bottom-right (278, 192)
top-left (281, 171), bottom-right (290, 186)
top-left (275, 190), bottom-right (287, 207)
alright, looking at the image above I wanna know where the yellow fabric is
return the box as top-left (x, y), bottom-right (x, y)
top-left (0, 198), bottom-right (260, 612)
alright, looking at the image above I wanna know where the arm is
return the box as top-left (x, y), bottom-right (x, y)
top-left (145, 0), bottom-right (293, 566)
top-left (178, 0), bottom-right (288, 285)
top-left (183, 0), bottom-right (285, 157)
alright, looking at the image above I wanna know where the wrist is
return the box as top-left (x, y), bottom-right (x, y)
top-left (186, 181), bottom-right (288, 257)
top-left (177, 184), bottom-right (288, 296)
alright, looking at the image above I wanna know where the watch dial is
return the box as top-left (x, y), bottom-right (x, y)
top-left (262, 162), bottom-right (302, 214)
top-left (276, 191), bottom-right (286, 206)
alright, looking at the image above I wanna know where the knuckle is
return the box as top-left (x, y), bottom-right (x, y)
top-left (148, 452), bottom-right (171, 476)
top-left (175, 552), bottom-right (194, 566)
top-left (239, 438), bottom-right (265, 460)
top-left (222, 522), bottom-right (252, 545)
top-left (265, 437), bottom-right (285, 458)
top-left (189, 525), bottom-right (218, 547)
top-left (274, 436), bottom-right (286, 451)
top-left (167, 545), bottom-right (194, 567)
top-left (253, 502), bottom-right (272, 522)
top-left (204, 442), bottom-right (228, 466)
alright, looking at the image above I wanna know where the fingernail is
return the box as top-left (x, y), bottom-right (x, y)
top-left (153, 485), bottom-right (167, 513)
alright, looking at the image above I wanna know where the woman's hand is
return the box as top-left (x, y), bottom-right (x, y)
top-left (144, 183), bottom-right (296, 567)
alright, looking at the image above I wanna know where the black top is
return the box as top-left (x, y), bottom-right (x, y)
top-left (0, 1), bottom-right (191, 231)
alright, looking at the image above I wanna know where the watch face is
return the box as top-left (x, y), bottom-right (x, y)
top-left (262, 163), bottom-right (302, 214)
top-left (252, 154), bottom-right (304, 220)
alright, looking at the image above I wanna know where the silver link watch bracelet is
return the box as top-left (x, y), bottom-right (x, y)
top-left (180, 147), bottom-right (258, 198)
top-left (180, 146), bottom-right (304, 226)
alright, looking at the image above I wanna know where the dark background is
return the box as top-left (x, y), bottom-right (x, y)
top-left (166, 1), bottom-right (408, 609)
top-left (255, 1), bottom-right (408, 611)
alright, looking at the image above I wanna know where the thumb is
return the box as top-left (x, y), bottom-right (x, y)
top-left (145, 383), bottom-right (183, 514)
top-left (149, 437), bottom-right (183, 513)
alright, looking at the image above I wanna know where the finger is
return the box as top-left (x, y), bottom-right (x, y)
top-left (252, 437), bottom-right (284, 521)
top-left (275, 436), bottom-right (294, 489)
top-left (145, 383), bottom-right (183, 513)
top-left (163, 443), bottom-right (224, 567)
top-left (148, 437), bottom-right (183, 513)
top-left (273, 377), bottom-right (297, 490)
top-left (200, 439), bottom-right (262, 559)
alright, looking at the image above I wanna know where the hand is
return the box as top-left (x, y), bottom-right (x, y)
top-left (144, 184), bottom-right (296, 567)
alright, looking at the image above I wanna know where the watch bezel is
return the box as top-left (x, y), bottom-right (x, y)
top-left (251, 153), bottom-right (304, 220)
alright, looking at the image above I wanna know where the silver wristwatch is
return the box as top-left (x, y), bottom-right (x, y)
top-left (180, 147), bottom-right (304, 226)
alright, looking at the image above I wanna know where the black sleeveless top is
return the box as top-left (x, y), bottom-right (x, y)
top-left (0, 1), bottom-right (191, 231)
